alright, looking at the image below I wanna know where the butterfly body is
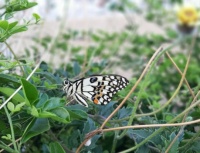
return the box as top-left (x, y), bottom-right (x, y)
top-left (63, 75), bottom-right (129, 107)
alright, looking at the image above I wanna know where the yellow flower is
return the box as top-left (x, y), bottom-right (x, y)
top-left (177, 5), bottom-right (199, 26)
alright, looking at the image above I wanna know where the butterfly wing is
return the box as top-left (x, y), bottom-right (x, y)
top-left (73, 93), bottom-right (88, 107)
top-left (76, 75), bottom-right (129, 105)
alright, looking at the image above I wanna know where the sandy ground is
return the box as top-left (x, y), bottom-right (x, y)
top-left (11, 13), bottom-right (166, 56)
top-left (5, 12), bottom-right (167, 79)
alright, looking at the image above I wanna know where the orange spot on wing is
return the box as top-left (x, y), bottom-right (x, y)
top-left (93, 98), bottom-right (99, 104)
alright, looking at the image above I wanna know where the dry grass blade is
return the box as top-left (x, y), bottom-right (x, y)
top-left (75, 46), bottom-right (163, 153)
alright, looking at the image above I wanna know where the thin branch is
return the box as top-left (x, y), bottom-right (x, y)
top-left (3, 106), bottom-right (18, 152)
top-left (100, 46), bottom-right (163, 129)
top-left (165, 35), bottom-right (197, 152)
top-left (0, 61), bottom-right (41, 110)
top-left (76, 43), bottom-right (182, 152)
top-left (0, 138), bottom-right (21, 153)
top-left (4, 41), bottom-right (25, 76)
top-left (76, 111), bottom-right (200, 153)
top-left (102, 118), bottom-right (200, 132)
top-left (75, 46), bottom-right (164, 153)
top-left (0, 144), bottom-right (17, 153)
top-left (165, 52), bottom-right (194, 98)
top-left (119, 37), bottom-right (193, 153)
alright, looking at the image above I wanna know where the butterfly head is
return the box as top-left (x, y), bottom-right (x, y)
top-left (63, 79), bottom-right (72, 91)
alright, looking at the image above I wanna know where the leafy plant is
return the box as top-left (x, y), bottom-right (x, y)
top-left (0, 0), bottom-right (200, 153)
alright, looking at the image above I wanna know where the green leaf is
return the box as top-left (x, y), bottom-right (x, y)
top-left (117, 107), bottom-right (132, 119)
top-left (7, 101), bottom-right (25, 113)
top-left (32, 13), bottom-right (40, 22)
top-left (15, 102), bottom-right (26, 112)
top-left (36, 93), bottom-right (49, 108)
top-left (37, 72), bottom-right (57, 84)
top-left (166, 28), bottom-right (177, 39)
top-left (165, 114), bottom-right (174, 122)
top-left (39, 108), bottom-right (70, 123)
top-left (50, 107), bottom-right (70, 122)
top-left (0, 60), bottom-right (17, 69)
top-left (8, 21), bottom-right (18, 30)
top-left (30, 106), bottom-right (39, 117)
top-left (81, 118), bottom-right (101, 150)
top-left (1, 134), bottom-right (12, 141)
top-left (168, 132), bottom-right (179, 153)
top-left (44, 81), bottom-right (57, 90)
top-left (21, 78), bottom-right (38, 105)
top-left (49, 142), bottom-right (65, 153)
top-left (0, 20), bottom-right (9, 30)
top-left (39, 111), bottom-right (57, 118)
top-left (186, 141), bottom-right (200, 152)
top-left (4, 13), bottom-right (14, 20)
top-left (91, 33), bottom-right (101, 42)
top-left (127, 129), bottom-right (162, 145)
top-left (26, 2), bottom-right (38, 9)
top-left (6, 2), bottom-right (38, 12)
top-left (73, 62), bottom-right (81, 76)
top-left (98, 102), bottom-right (115, 118)
top-left (0, 87), bottom-right (25, 102)
top-left (0, 74), bottom-right (20, 87)
top-left (22, 118), bottom-right (50, 143)
top-left (9, 25), bottom-right (28, 35)
top-left (82, 118), bottom-right (96, 134)
top-left (152, 100), bottom-right (160, 109)
top-left (66, 109), bottom-right (88, 120)
top-left (43, 97), bottom-right (65, 110)
top-left (7, 102), bottom-right (15, 112)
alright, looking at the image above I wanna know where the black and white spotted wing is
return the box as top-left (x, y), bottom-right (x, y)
top-left (63, 74), bottom-right (129, 107)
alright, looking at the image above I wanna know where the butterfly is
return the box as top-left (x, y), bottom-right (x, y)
top-left (63, 74), bottom-right (129, 107)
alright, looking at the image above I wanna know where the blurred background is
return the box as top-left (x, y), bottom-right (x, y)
top-left (1, 0), bottom-right (200, 80)
top-left (1, 1), bottom-right (200, 152)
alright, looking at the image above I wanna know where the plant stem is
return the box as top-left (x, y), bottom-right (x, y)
top-left (0, 137), bottom-right (21, 153)
top-left (179, 128), bottom-right (200, 152)
top-left (119, 94), bottom-right (200, 153)
top-left (0, 144), bottom-right (17, 153)
top-left (3, 106), bottom-right (19, 152)
top-left (119, 37), bottom-right (192, 153)
top-left (0, 61), bottom-right (41, 109)
top-left (76, 36), bottom-right (192, 153)
top-left (102, 96), bottom-right (200, 133)
top-left (111, 126), bottom-right (119, 153)
top-left (165, 52), bottom-right (194, 98)
top-left (4, 41), bottom-right (25, 76)
top-left (118, 41), bottom-right (180, 139)
top-left (99, 46), bottom-right (163, 129)
top-left (165, 33), bottom-right (197, 153)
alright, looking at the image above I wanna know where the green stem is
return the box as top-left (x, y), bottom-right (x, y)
top-left (179, 129), bottom-right (200, 152)
top-left (118, 96), bottom-right (200, 153)
top-left (3, 106), bottom-right (19, 152)
top-left (102, 98), bottom-right (200, 133)
top-left (169, 93), bottom-right (200, 122)
top-left (0, 144), bottom-right (17, 153)
top-left (118, 41), bottom-right (179, 139)
top-left (4, 41), bottom-right (25, 76)
top-left (111, 126), bottom-right (119, 153)
top-left (165, 31), bottom-right (198, 152)
top-left (119, 36), bottom-right (192, 152)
